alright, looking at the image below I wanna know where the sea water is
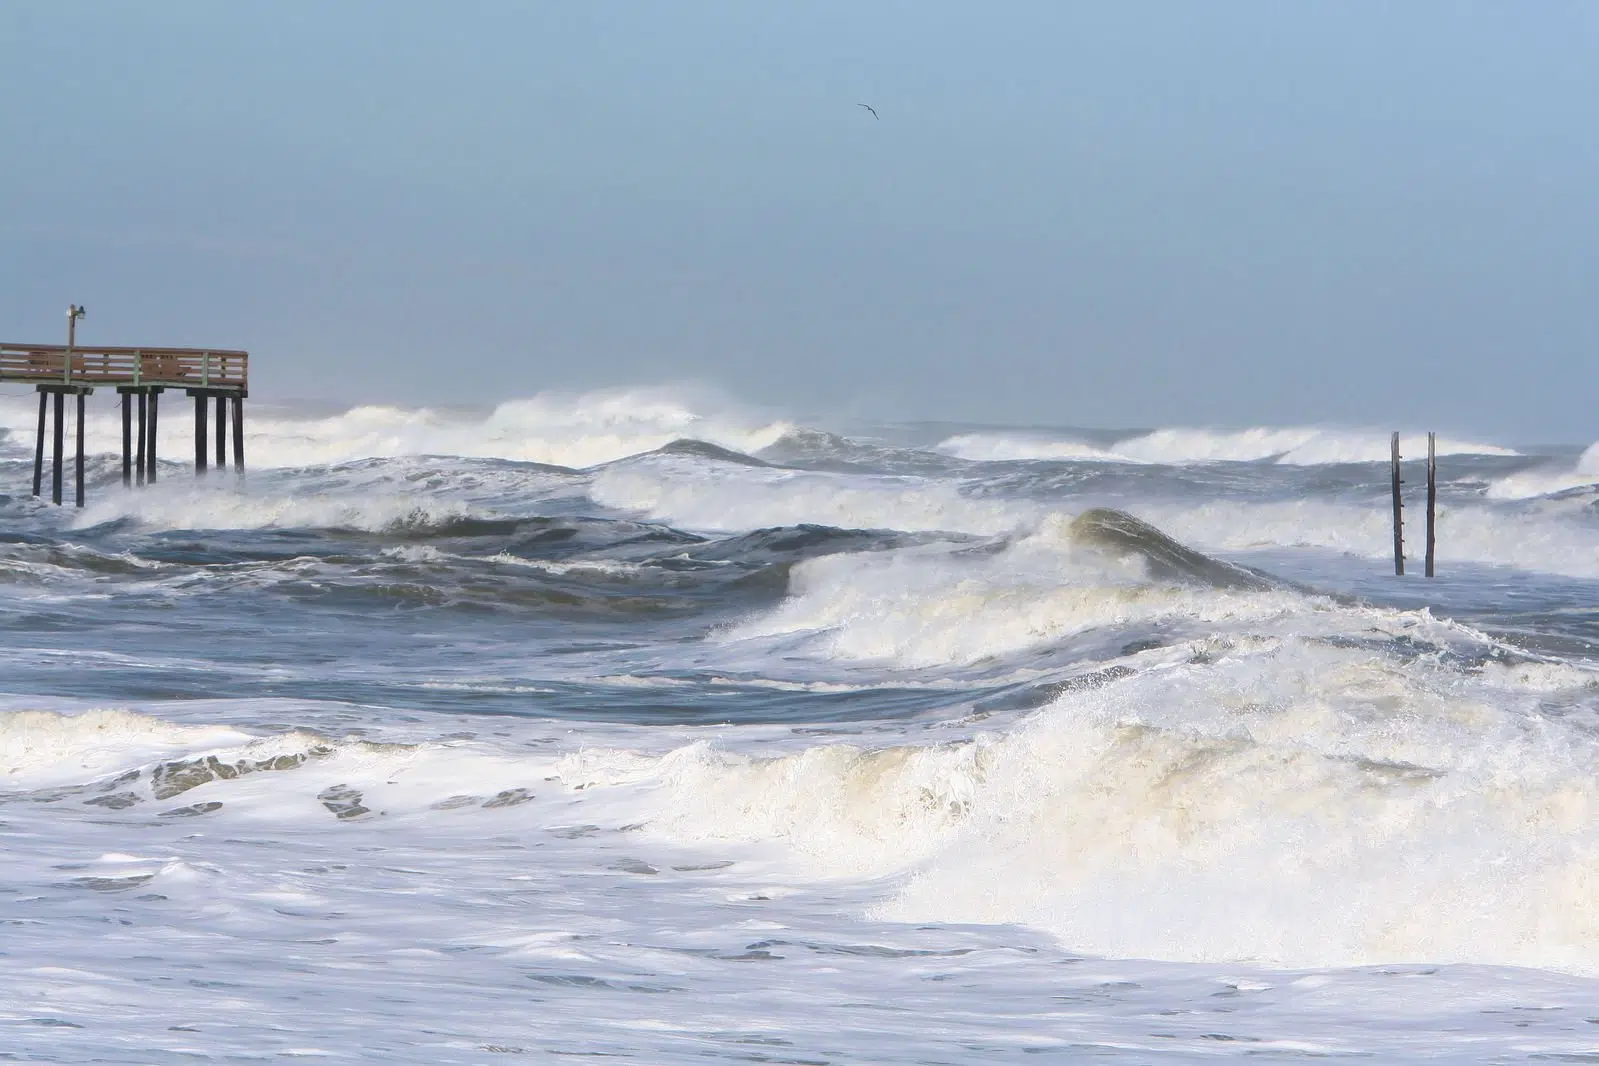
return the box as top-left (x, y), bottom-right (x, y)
top-left (3, 387), bottom-right (1598, 1063)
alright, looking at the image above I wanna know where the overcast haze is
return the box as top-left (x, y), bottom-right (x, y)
top-left (1, 1), bottom-right (1595, 440)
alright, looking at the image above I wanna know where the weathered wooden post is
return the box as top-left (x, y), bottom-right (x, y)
top-left (147, 389), bottom-right (159, 484)
top-left (1425, 431), bottom-right (1437, 578)
top-left (120, 392), bottom-right (132, 487)
top-left (194, 393), bottom-right (208, 475)
top-left (50, 391), bottom-right (64, 506)
top-left (1390, 432), bottom-right (1404, 576)
top-left (32, 392), bottom-right (46, 497)
top-left (135, 392), bottom-right (147, 487)
top-left (215, 395), bottom-right (227, 470)
top-left (232, 395), bottom-right (244, 474)
top-left (74, 392), bottom-right (85, 508)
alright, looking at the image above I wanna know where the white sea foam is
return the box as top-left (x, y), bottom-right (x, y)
top-left (71, 479), bottom-right (483, 533)
top-left (722, 535), bottom-right (1309, 668)
top-left (592, 630), bottom-right (1599, 974)
top-left (1144, 498), bottom-right (1599, 578)
top-left (939, 426), bottom-right (1518, 465)
top-left (936, 433), bottom-right (1124, 462)
top-left (591, 451), bottom-right (1599, 578)
top-left (0, 708), bottom-right (251, 788)
top-left (0, 386), bottom-right (791, 471)
top-left (591, 455), bottom-right (1040, 535)
top-left (1485, 442), bottom-right (1599, 500)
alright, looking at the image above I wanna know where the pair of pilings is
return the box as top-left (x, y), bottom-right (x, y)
top-left (31, 386), bottom-right (245, 508)
top-left (1389, 431), bottom-right (1437, 578)
top-left (31, 386), bottom-right (91, 507)
top-left (186, 389), bottom-right (245, 478)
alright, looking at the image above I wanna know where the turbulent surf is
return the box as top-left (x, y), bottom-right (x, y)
top-left (3, 387), bottom-right (1599, 1063)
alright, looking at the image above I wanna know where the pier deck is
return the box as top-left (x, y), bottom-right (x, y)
top-left (0, 341), bottom-right (250, 507)
top-left (0, 344), bottom-right (247, 392)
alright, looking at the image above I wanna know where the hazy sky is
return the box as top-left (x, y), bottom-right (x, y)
top-left (2, 2), bottom-right (1595, 439)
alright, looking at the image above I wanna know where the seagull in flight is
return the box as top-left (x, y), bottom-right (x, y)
top-left (858, 103), bottom-right (879, 120)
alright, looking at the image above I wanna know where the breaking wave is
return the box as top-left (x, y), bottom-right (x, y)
top-left (939, 426), bottom-right (1519, 466)
top-left (573, 625), bottom-right (1599, 974)
top-left (0, 387), bottom-right (793, 471)
top-left (1486, 442), bottom-right (1599, 500)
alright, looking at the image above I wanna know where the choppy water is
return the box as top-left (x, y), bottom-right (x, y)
top-left (4, 388), bottom-right (1599, 1063)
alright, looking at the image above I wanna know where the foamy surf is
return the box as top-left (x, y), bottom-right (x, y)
top-left (939, 425), bottom-right (1519, 465)
top-left (0, 385), bottom-right (793, 471)
top-left (5, 392), bottom-right (1599, 1064)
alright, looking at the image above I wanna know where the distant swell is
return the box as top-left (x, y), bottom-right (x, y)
top-left (939, 426), bottom-right (1519, 465)
top-left (0, 386), bottom-right (793, 471)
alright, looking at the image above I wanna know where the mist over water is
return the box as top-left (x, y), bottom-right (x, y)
top-left (5, 386), bottom-right (1599, 1063)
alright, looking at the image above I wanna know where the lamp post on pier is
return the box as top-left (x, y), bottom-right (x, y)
top-left (65, 305), bottom-right (86, 506)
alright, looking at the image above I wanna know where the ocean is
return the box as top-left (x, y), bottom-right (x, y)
top-left (3, 386), bottom-right (1598, 1063)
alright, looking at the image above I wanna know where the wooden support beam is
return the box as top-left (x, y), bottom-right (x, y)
top-left (75, 392), bottom-right (85, 508)
top-left (147, 390), bottom-right (159, 484)
top-left (32, 391), bottom-right (45, 497)
top-left (135, 391), bottom-right (147, 487)
top-left (121, 392), bottom-right (132, 487)
top-left (194, 392), bottom-right (207, 475)
top-left (51, 391), bottom-right (63, 505)
top-left (215, 394), bottom-right (227, 470)
top-left (232, 395), bottom-right (244, 474)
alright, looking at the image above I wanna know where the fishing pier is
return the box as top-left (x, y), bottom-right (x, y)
top-left (0, 309), bottom-right (248, 507)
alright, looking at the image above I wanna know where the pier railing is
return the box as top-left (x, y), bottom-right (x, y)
top-left (0, 344), bottom-right (248, 392)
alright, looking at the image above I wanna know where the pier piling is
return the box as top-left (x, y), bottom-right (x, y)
top-left (75, 392), bottom-right (85, 508)
top-left (215, 395), bottom-right (227, 470)
top-left (121, 392), bottom-right (132, 487)
top-left (194, 392), bottom-right (208, 475)
top-left (147, 389), bottom-right (160, 484)
top-left (51, 392), bottom-right (64, 506)
top-left (32, 392), bottom-right (46, 497)
top-left (135, 391), bottom-right (147, 487)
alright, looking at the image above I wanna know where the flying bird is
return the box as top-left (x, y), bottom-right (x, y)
top-left (858, 103), bottom-right (878, 120)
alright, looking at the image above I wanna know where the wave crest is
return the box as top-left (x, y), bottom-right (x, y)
top-left (939, 426), bottom-right (1518, 465)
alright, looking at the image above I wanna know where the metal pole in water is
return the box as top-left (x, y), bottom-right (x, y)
top-left (1390, 432), bottom-right (1404, 576)
top-left (1425, 431), bottom-right (1437, 578)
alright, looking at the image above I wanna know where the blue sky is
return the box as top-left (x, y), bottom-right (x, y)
top-left (1, 1), bottom-right (1595, 439)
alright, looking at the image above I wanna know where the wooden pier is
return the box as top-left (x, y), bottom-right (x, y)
top-left (0, 341), bottom-right (248, 507)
